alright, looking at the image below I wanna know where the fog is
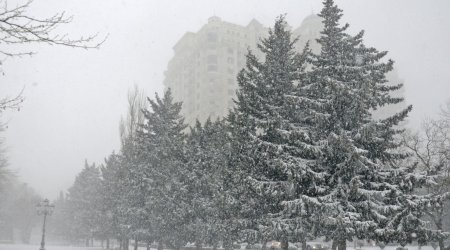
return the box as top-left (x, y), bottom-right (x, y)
top-left (1, 0), bottom-right (449, 199)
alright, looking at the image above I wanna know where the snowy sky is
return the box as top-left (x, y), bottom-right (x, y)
top-left (1, 0), bottom-right (449, 199)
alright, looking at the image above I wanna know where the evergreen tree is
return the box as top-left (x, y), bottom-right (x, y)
top-left (66, 160), bottom-right (103, 246)
top-left (185, 118), bottom-right (233, 249)
top-left (287, 0), bottom-right (428, 248)
top-left (48, 191), bottom-right (72, 243)
top-left (228, 15), bottom-right (312, 249)
top-left (100, 152), bottom-right (133, 249)
top-left (137, 89), bottom-right (189, 250)
top-left (119, 85), bottom-right (150, 250)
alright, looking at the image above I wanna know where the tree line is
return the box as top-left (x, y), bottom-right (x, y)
top-left (52, 1), bottom-right (450, 250)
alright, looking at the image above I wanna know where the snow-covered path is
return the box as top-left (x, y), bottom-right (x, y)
top-left (0, 245), bottom-right (437, 250)
top-left (0, 244), bottom-right (103, 250)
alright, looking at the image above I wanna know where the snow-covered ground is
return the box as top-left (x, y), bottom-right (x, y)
top-left (0, 245), bottom-right (437, 250)
top-left (0, 244), bottom-right (103, 250)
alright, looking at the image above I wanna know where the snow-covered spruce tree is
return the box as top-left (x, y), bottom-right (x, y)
top-left (119, 85), bottom-right (151, 250)
top-left (289, 0), bottom-right (430, 248)
top-left (228, 15), bottom-right (315, 250)
top-left (47, 191), bottom-right (72, 243)
top-left (136, 89), bottom-right (189, 250)
top-left (100, 152), bottom-right (134, 250)
top-left (66, 160), bottom-right (103, 246)
top-left (185, 118), bottom-right (234, 249)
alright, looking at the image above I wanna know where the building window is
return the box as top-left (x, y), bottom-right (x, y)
top-left (227, 48), bottom-right (234, 54)
top-left (207, 55), bottom-right (218, 64)
top-left (208, 65), bottom-right (218, 72)
top-left (227, 68), bottom-right (234, 74)
top-left (227, 57), bottom-right (234, 64)
top-left (207, 32), bottom-right (218, 43)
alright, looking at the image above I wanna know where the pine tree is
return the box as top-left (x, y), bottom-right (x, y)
top-left (66, 160), bottom-right (103, 246)
top-left (290, 0), bottom-right (428, 248)
top-left (185, 118), bottom-right (233, 249)
top-left (48, 191), bottom-right (72, 243)
top-left (119, 86), bottom-right (150, 250)
top-left (137, 89), bottom-right (189, 250)
top-left (228, 15), bottom-right (312, 249)
top-left (100, 152), bottom-right (133, 249)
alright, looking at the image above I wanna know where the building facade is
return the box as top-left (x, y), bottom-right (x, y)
top-left (164, 16), bottom-right (269, 125)
top-left (164, 15), bottom-right (403, 125)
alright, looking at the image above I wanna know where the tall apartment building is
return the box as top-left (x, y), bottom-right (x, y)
top-left (164, 16), bottom-right (272, 125)
top-left (164, 15), bottom-right (403, 125)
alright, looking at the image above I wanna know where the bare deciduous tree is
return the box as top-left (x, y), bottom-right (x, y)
top-left (403, 101), bottom-right (450, 250)
top-left (0, 0), bottom-right (107, 112)
top-left (0, 0), bottom-right (106, 57)
top-left (0, 122), bottom-right (11, 186)
top-left (119, 84), bottom-right (147, 149)
top-left (0, 0), bottom-right (107, 186)
top-left (0, 87), bottom-right (23, 112)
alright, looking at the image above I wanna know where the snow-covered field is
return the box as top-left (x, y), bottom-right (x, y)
top-left (0, 245), bottom-right (437, 250)
top-left (0, 244), bottom-right (104, 250)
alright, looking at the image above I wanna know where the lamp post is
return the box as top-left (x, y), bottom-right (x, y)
top-left (36, 199), bottom-right (55, 250)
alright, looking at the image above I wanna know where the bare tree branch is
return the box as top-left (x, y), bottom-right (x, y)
top-left (0, 0), bottom-right (107, 58)
top-left (403, 100), bottom-right (450, 247)
top-left (0, 0), bottom-right (107, 112)
top-left (0, 86), bottom-right (24, 112)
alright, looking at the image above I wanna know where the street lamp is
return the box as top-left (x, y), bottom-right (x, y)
top-left (36, 199), bottom-right (55, 250)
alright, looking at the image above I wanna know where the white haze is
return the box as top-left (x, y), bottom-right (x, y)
top-left (0, 0), bottom-right (449, 198)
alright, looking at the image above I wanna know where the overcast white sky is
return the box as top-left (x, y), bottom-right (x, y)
top-left (1, 0), bottom-right (449, 199)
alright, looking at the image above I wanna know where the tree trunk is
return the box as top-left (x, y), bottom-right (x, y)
top-left (332, 241), bottom-right (337, 250)
top-left (158, 241), bottom-right (164, 250)
top-left (436, 218), bottom-right (446, 250)
top-left (147, 241), bottom-right (151, 250)
top-left (302, 240), bottom-right (307, 250)
top-left (438, 239), bottom-right (445, 250)
top-left (134, 238), bottom-right (139, 250)
top-left (337, 240), bottom-right (346, 250)
top-left (224, 238), bottom-right (233, 250)
top-left (123, 238), bottom-right (130, 250)
top-left (196, 241), bottom-right (202, 250)
top-left (86, 238), bottom-right (90, 247)
top-left (281, 238), bottom-right (289, 250)
top-left (262, 240), bottom-right (267, 250)
top-left (106, 238), bottom-right (110, 249)
top-left (91, 237), bottom-right (94, 247)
